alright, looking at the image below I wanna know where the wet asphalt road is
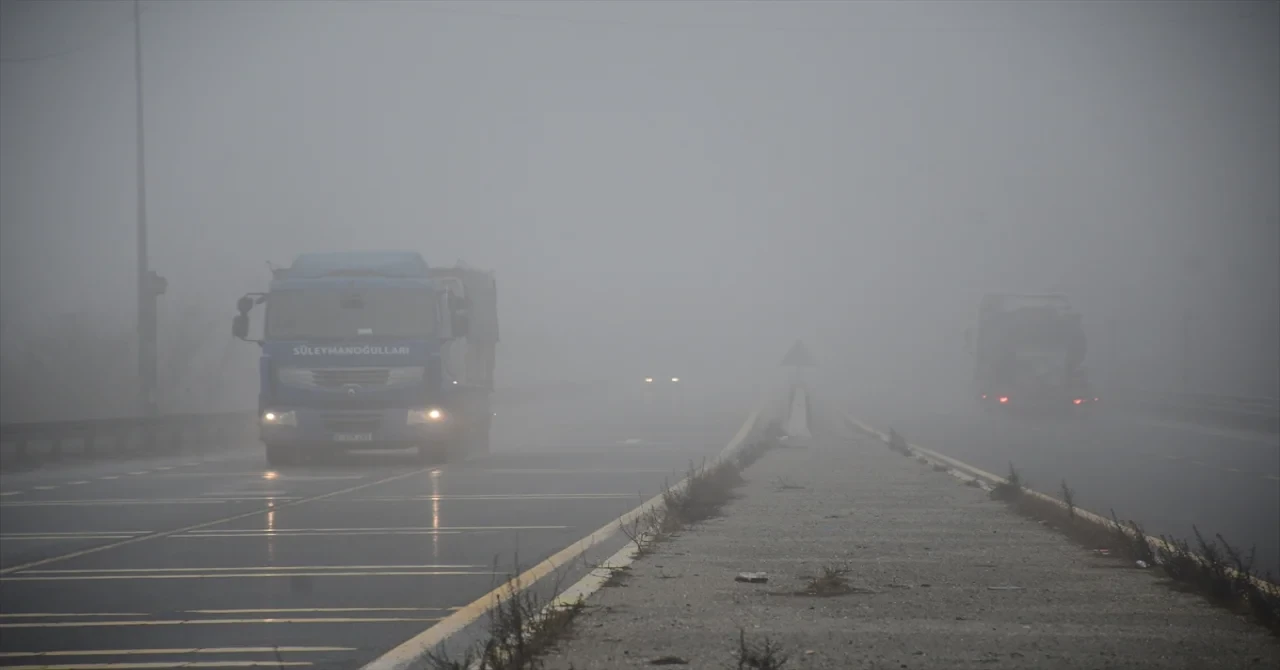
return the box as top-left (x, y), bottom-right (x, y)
top-left (0, 393), bottom-right (751, 670)
top-left (851, 402), bottom-right (1280, 576)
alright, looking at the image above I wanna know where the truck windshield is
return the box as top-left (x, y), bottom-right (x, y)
top-left (265, 288), bottom-right (436, 340)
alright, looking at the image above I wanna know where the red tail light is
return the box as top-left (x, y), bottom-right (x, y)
top-left (998, 396), bottom-right (1009, 404)
top-left (1073, 398), bottom-right (1083, 405)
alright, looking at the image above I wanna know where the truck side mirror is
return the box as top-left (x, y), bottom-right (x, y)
top-left (232, 314), bottom-right (250, 340)
top-left (237, 296), bottom-right (255, 315)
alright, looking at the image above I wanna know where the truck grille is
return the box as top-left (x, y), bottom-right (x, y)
top-left (322, 412), bottom-right (382, 434)
top-left (278, 367), bottom-right (423, 390)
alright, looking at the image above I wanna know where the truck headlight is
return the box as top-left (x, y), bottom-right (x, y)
top-left (261, 410), bottom-right (297, 426)
top-left (408, 407), bottom-right (447, 425)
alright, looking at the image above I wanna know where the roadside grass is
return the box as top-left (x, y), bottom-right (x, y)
top-left (427, 420), bottom-right (784, 670)
top-left (878, 425), bottom-right (1280, 637)
top-left (797, 564), bottom-right (855, 597)
top-left (618, 429), bottom-right (781, 557)
top-left (424, 566), bottom-right (584, 670)
top-left (734, 629), bottom-right (790, 669)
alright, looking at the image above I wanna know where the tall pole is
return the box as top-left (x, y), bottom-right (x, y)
top-left (134, 0), bottom-right (157, 416)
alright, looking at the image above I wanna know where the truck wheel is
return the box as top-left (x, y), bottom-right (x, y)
top-left (265, 444), bottom-right (296, 467)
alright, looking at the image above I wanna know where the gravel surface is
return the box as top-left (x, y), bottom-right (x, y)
top-left (540, 424), bottom-right (1280, 669)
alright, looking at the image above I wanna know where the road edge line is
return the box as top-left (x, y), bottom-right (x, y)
top-left (360, 407), bottom-right (764, 670)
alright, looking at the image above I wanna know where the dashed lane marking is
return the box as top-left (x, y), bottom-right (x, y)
top-left (67, 481), bottom-right (90, 486)
top-left (0, 491), bottom-right (22, 496)
top-left (0, 465), bottom-right (436, 576)
top-left (31, 486), bottom-right (58, 491)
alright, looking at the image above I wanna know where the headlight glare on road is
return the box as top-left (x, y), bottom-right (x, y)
top-left (408, 407), bottom-right (447, 424)
top-left (261, 410), bottom-right (296, 426)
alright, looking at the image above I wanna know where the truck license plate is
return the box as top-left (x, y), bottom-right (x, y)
top-left (333, 433), bottom-right (374, 442)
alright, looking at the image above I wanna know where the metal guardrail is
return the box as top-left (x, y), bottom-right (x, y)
top-left (0, 381), bottom-right (613, 470)
top-left (0, 411), bottom-right (256, 470)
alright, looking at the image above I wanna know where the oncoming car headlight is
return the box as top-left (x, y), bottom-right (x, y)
top-left (261, 410), bottom-right (297, 426)
top-left (408, 407), bottom-right (447, 425)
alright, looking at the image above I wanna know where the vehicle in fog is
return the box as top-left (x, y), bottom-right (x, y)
top-left (966, 292), bottom-right (1094, 414)
top-left (638, 373), bottom-right (686, 412)
top-left (232, 251), bottom-right (498, 465)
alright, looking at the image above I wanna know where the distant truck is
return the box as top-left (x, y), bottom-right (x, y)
top-left (232, 251), bottom-right (498, 466)
top-left (965, 293), bottom-right (1093, 414)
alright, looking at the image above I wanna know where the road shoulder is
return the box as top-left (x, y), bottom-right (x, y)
top-left (539, 427), bottom-right (1279, 669)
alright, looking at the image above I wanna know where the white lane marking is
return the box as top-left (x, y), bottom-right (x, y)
top-left (23, 564), bottom-right (483, 574)
top-left (0, 646), bottom-right (351, 657)
top-left (0, 613), bottom-right (147, 618)
top-left (1, 531), bottom-right (150, 537)
top-left (172, 531), bottom-right (466, 539)
top-left (184, 525), bottom-right (568, 534)
top-left (2, 534), bottom-right (138, 541)
top-left (2, 571), bottom-right (494, 582)
top-left (187, 608), bottom-right (444, 614)
top-left (0, 616), bottom-right (441, 628)
top-left (1132, 418), bottom-right (1280, 445)
top-left (200, 491), bottom-right (291, 497)
top-left (0, 491), bottom-right (22, 497)
top-left (67, 481), bottom-right (90, 486)
top-left (1, 497), bottom-right (303, 507)
top-left (0, 663), bottom-right (311, 669)
top-left (100, 476), bottom-right (120, 480)
top-left (348, 493), bottom-right (639, 502)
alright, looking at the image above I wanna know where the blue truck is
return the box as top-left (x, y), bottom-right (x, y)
top-left (231, 251), bottom-right (498, 466)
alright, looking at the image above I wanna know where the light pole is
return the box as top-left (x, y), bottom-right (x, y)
top-left (134, 0), bottom-right (164, 416)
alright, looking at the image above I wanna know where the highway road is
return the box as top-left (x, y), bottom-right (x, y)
top-left (851, 401), bottom-right (1280, 576)
top-left (0, 392), bottom-right (753, 670)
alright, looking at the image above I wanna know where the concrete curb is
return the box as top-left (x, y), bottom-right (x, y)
top-left (842, 413), bottom-right (1280, 597)
top-left (361, 403), bottom-right (771, 670)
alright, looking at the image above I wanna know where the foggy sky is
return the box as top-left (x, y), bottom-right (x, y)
top-left (1, 0), bottom-right (1277, 419)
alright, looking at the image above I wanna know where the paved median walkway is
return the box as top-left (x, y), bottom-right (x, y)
top-left (541, 422), bottom-right (1279, 669)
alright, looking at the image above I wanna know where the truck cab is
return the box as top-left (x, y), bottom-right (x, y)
top-left (232, 251), bottom-right (497, 466)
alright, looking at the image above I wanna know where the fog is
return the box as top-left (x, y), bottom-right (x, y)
top-left (2, 0), bottom-right (1277, 422)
